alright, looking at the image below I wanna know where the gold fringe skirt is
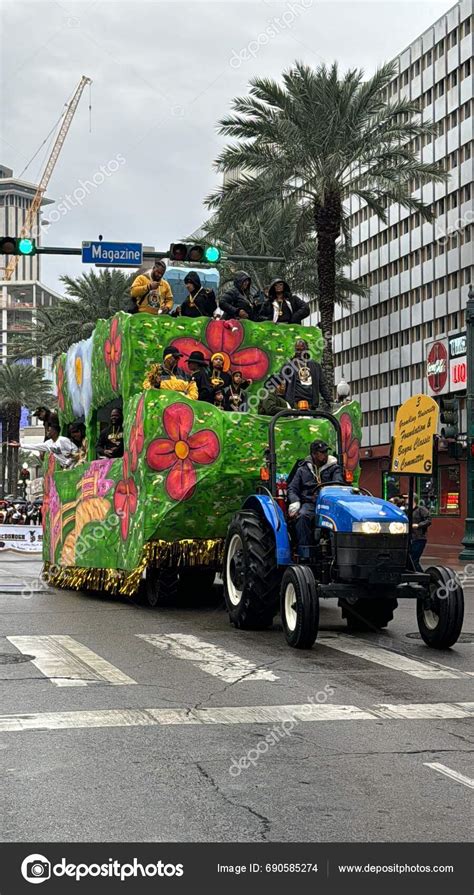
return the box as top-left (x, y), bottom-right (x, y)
top-left (43, 538), bottom-right (224, 597)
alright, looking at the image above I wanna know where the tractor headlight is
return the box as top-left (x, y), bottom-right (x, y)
top-left (389, 521), bottom-right (408, 534)
top-left (352, 521), bottom-right (408, 535)
top-left (352, 521), bottom-right (382, 534)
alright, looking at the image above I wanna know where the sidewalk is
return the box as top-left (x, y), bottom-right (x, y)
top-left (423, 545), bottom-right (473, 577)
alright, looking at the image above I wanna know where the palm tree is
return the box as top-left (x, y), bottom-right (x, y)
top-left (0, 364), bottom-right (54, 496)
top-left (208, 61), bottom-right (446, 388)
top-left (205, 190), bottom-right (368, 312)
top-left (13, 268), bottom-right (134, 359)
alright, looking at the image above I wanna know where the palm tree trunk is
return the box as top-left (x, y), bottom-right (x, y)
top-left (0, 412), bottom-right (7, 497)
top-left (314, 194), bottom-right (342, 397)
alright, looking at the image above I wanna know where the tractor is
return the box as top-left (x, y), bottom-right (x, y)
top-left (223, 410), bottom-right (464, 650)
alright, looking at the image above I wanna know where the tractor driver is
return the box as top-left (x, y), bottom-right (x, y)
top-left (288, 440), bottom-right (344, 548)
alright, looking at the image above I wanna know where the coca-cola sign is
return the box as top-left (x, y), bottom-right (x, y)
top-left (426, 339), bottom-right (448, 395)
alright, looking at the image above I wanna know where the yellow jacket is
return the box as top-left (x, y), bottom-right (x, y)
top-left (130, 273), bottom-right (173, 314)
top-left (143, 376), bottom-right (198, 401)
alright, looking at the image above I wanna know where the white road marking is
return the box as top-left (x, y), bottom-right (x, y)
top-left (137, 633), bottom-right (279, 683)
top-left (0, 701), bottom-right (472, 734)
top-left (7, 635), bottom-right (136, 687)
top-left (318, 634), bottom-right (472, 679)
top-left (424, 762), bottom-right (474, 790)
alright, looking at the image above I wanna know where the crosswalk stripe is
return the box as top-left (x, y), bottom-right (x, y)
top-left (318, 634), bottom-right (472, 679)
top-left (424, 762), bottom-right (474, 790)
top-left (0, 702), bottom-right (472, 734)
top-left (7, 635), bottom-right (136, 687)
top-left (137, 633), bottom-right (279, 683)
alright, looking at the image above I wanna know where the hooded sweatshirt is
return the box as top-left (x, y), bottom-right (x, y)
top-left (287, 454), bottom-right (344, 509)
top-left (174, 271), bottom-right (217, 318)
top-left (130, 268), bottom-right (173, 314)
top-left (219, 271), bottom-right (261, 321)
top-left (260, 278), bottom-right (309, 324)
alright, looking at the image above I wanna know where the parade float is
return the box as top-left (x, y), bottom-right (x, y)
top-left (44, 311), bottom-right (362, 601)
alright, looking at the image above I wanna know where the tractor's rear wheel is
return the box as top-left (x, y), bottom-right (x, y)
top-left (144, 568), bottom-right (179, 608)
top-left (179, 568), bottom-right (216, 597)
top-left (417, 566), bottom-right (464, 649)
top-left (223, 511), bottom-right (280, 629)
top-left (280, 565), bottom-right (319, 649)
top-left (340, 596), bottom-right (397, 631)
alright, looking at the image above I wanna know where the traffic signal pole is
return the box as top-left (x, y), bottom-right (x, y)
top-left (17, 246), bottom-right (285, 263)
top-left (459, 284), bottom-right (474, 561)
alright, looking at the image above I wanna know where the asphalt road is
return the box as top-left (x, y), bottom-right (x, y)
top-left (0, 553), bottom-right (472, 843)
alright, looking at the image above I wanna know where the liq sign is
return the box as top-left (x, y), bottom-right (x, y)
top-left (426, 333), bottom-right (467, 396)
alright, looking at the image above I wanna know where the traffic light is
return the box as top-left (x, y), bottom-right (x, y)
top-left (0, 236), bottom-right (37, 255)
top-left (168, 243), bottom-right (221, 263)
top-left (439, 397), bottom-right (459, 439)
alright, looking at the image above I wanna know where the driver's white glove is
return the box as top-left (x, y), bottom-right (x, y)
top-left (288, 501), bottom-right (300, 517)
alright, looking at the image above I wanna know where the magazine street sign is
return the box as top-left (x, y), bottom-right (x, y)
top-left (82, 241), bottom-right (143, 267)
top-left (391, 394), bottom-right (439, 475)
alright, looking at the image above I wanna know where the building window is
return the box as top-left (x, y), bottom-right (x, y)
top-left (463, 18), bottom-right (471, 38)
top-left (439, 465), bottom-right (461, 515)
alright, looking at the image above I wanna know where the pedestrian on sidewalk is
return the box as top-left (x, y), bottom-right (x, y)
top-left (410, 497), bottom-right (431, 571)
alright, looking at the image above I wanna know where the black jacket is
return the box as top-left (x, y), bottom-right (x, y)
top-left (219, 271), bottom-right (262, 321)
top-left (173, 273), bottom-right (217, 318)
top-left (288, 455), bottom-right (344, 506)
top-left (259, 279), bottom-right (310, 324)
top-left (96, 423), bottom-right (124, 458)
top-left (190, 368), bottom-right (214, 403)
top-left (284, 358), bottom-right (332, 409)
top-left (412, 505), bottom-right (431, 541)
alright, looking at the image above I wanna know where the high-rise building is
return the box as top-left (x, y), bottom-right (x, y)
top-left (328, 0), bottom-right (473, 549)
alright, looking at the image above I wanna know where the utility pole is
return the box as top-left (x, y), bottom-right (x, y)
top-left (459, 284), bottom-right (474, 561)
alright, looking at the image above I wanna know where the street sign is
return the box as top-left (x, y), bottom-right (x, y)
top-left (82, 241), bottom-right (143, 267)
top-left (391, 394), bottom-right (439, 475)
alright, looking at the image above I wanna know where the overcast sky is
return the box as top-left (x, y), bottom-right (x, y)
top-left (1, 0), bottom-right (454, 292)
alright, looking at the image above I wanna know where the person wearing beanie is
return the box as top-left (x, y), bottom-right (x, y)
top-left (130, 259), bottom-right (174, 315)
top-left (173, 271), bottom-right (217, 318)
top-left (288, 440), bottom-right (344, 548)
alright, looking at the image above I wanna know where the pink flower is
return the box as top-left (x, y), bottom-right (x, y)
top-left (146, 403), bottom-right (220, 502)
top-left (104, 317), bottom-right (122, 393)
top-left (113, 452), bottom-right (138, 540)
top-left (340, 413), bottom-right (360, 472)
top-left (172, 319), bottom-right (269, 381)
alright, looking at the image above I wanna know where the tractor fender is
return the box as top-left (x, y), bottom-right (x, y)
top-left (242, 494), bottom-right (292, 565)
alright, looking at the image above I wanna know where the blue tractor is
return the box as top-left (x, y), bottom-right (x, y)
top-left (223, 410), bottom-right (464, 650)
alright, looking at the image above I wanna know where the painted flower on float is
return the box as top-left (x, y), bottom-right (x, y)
top-left (56, 362), bottom-right (65, 412)
top-left (340, 412), bottom-right (360, 472)
top-left (171, 319), bottom-right (269, 381)
top-left (104, 316), bottom-right (122, 393)
top-left (113, 452), bottom-right (138, 540)
top-left (129, 396), bottom-right (145, 473)
top-left (146, 403), bottom-right (220, 502)
top-left (66, 336), bottom-right (93, 419)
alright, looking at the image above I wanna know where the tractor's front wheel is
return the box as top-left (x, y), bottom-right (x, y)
top-left (280, 565), bottom-right (319, 649)
top-left (223, 512), bottom-right (280, 629)
top-left (417, 566), bottom-right (464, 649)
top-left (340, 597), bottom-right (397, 631)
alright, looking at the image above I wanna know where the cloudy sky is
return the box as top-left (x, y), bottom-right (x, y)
top-left (2, 0), bottom-right (454, 292)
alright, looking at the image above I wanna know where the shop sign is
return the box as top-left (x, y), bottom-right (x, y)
top-left (391, 394), bottom-right (439, 475)
top-left (426, 339), bottom-right (448, 396)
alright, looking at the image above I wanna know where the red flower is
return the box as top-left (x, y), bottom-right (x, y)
top-left (172, 319), bottom-right (269, 382)
top-left (114, 452), bottom-right (138, 540)
top-left (129, 395), bottom-right (145, 472)
top-left (340, 413), bottom-right (360, 472)
top-left (104, 317), bottom-right (122, 392)
top-left (57, 363), bottom-right (65, 412)
top-left (146, 403), bottom-right (220, 502)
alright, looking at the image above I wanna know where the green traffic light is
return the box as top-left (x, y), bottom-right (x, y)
top-left (18, 238), bottom-right (35, 255)
top-left (204, 245), bottom-right (220, 263)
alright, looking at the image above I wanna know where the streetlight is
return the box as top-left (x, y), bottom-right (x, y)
top-left (460, 284), bottom-right (474, 560)
top-left (336, 377), bottom-right (351, 403)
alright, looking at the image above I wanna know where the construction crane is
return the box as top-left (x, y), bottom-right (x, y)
top-left (4, 74), bottom-right (92, 281)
